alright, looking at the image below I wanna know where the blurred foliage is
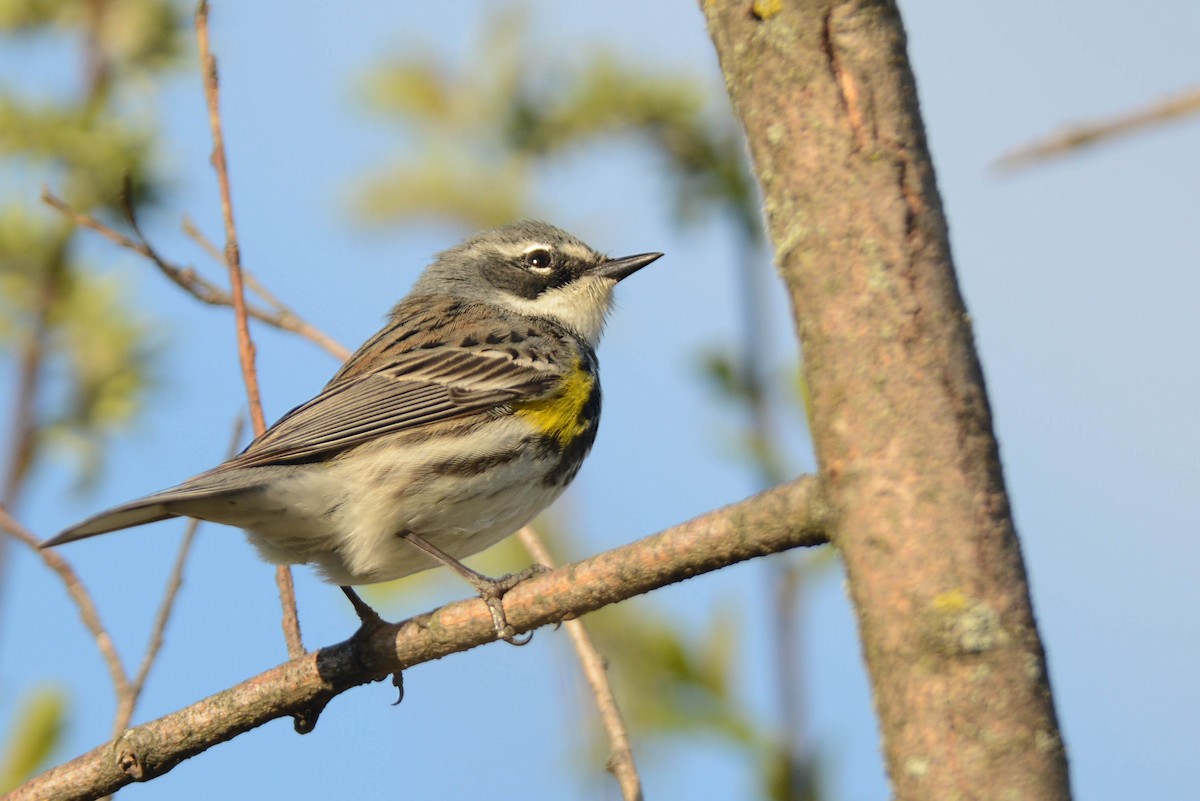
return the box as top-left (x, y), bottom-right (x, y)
top-left (698, 347), bottom-right (797, 485)
top-left (352, 6), bottom-right (758, 238)
top-left (0, 685), bottom-right (67, 792)
top-left (697, 335), bottom-right (823, 801)
top-left (507, 55), bottom-right (762, 240)
top-left (588, 604), bottom-right (756, 744)
top-left (0, 2), bottom-right (827, 798)
top-left (578, 549), bottom-right (829, 801)
top-left (354, 152), bottom-right (527, 229)
top-left (0, 0), bottom-right (183, 502)
top-left (0, 0), bottom-right (182, 74)
top-left (0, 0), bottom-right (182, 780)
top-left (0, 99), bottom-right (159, 210)
top-left (46, 263), bottom-right (161, 487)
top-left (0, 0), bottom-right (66, 29)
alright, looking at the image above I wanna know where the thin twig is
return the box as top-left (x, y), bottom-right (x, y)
top-left (183, 216), bottom-right (278, 310)
top-left (181, 216), bottom-right (352, 361)
top-left (731, 227), bottom-right (812, 794)
top-left (1, 251), bottom-right (60, 510)
top-left (180, 214), bottom-right (225, 264)
top-left (0, 507), bottom-right (130, 701)
top-left (110, 518), bottom-right (199, 739)
top-left (40, 190), bottom-right (348, 362)
top-left (995, 83), bottom-right (1200, 171)
top-left (734, 226), bottom-right (812, 795)
top-left (516, 526), bottom-right (643, 801)
top-left (195, 0), bottom-right (303, 659)
top-left (273, 567), bottom-right (304, 655)
top-left (195, 4), bottom-right (263, 436)
top-left (0, 240), bottom-right (64, 624)
top-left (772, 559), bottom-right (810, 796)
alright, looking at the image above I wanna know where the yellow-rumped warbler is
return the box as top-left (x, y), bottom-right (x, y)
top-left (43, 220), bottom-right (661, 641)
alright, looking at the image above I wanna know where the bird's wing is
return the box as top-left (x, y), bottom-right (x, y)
top-left (40, 341), bottom-right (575, 547)
top-left (221, 346), bottom-right (565, 469)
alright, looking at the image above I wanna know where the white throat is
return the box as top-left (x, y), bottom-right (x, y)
top-left (500, 276), bottom-right (616, 346)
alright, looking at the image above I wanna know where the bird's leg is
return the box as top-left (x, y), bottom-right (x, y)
top-left (341, 585), bottom-right (386, 634)
top-left (399, 530), bottom-right (547, 645)
top-left (339, 586), bottom-right (404, 704)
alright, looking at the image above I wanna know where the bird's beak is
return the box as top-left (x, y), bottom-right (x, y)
top-left (595, 251), bottom-right (663, 282)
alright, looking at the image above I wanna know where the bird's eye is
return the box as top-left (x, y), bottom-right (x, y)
top-left (523, 249), bottom-right (553, 271)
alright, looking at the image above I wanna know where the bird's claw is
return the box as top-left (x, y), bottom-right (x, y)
top-left (475, 563), bottom-right (550, 645)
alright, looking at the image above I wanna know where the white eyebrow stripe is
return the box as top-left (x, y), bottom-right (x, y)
top-left (560, 243), bottom-right (598, 261)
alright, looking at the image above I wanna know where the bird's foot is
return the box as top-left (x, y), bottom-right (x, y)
top-left (398, 531), bottom-right (553, 644)
top-left (469, 563), bottom-right (551, 645)
top-left (340, 586), bottom-right (403, 703)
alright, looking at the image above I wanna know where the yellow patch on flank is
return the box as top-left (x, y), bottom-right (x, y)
top-left (513, 360), bottom-right (594, 446)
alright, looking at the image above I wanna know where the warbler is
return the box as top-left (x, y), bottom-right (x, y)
top-left (43, 220), bottom-right (661, 641)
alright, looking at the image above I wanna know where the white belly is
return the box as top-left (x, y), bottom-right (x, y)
top-left (224, 418), bottom-right (567, 585)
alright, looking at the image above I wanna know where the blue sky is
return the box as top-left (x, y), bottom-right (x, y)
top-left (3, 2), bottom-right (1198, 799)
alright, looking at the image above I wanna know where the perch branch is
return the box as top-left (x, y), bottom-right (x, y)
top-left (10, 478), bottom-right (829, 801)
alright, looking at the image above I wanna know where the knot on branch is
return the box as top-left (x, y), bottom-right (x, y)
top-left (292, 696), bottom-right (333, 735)
top-left (115, 728), bottom-right (151, 780)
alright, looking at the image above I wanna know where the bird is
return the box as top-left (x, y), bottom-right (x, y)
top-left (42, 220), bottom-right (661, 643)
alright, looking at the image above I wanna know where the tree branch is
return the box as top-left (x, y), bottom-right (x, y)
top-left (40, 190), bottom-right (350, 362)
top-left (995, 83), bottom-right (1200, 171)
top-left (9, 478), bottom-right (829, 801)
top-left (195, 0), bottom-right (303, 658)
top-left (110, 519), bottom-right (200, 739)
top-left (0, 507), bottom-right (129, 703)
top-left (181, 216), bottom-right (352, 361)
top-left (0, 238), bottom-right (64, 632)
top-left (195, 1), bottom-right (262, 436)
top-left (702, 2), bottom-right (1071, 799)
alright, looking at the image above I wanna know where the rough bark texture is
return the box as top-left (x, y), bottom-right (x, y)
top-left (701, 2), bottom-right (1072, 799)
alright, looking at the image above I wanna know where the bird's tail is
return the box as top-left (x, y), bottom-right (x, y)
top-left (40, 499), bottom-right (181, 548)
top-left (43, 468), bottom-right (272, 549)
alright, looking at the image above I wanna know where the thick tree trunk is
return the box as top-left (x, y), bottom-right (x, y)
top-left (701, 2), bottom-right (1072, 799)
